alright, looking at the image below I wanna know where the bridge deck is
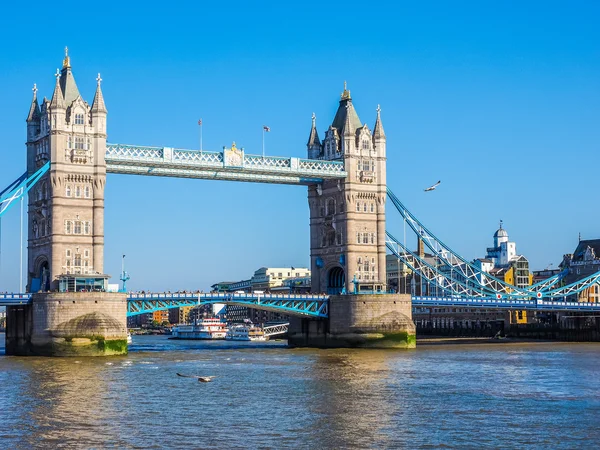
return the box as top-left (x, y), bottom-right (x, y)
top-left (3, 293), bottom-right (600, 314)
top-left (105, 144), bottom-right (347, 185)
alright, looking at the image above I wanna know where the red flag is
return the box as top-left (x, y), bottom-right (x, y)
top-left (263, 125), bottom-right (270, 132)
top-left (198, 119), bottom-right (202, 126)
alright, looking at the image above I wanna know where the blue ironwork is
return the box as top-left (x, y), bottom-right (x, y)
top-left (105, 143), bottom-right (346, 185)
top-left (126, 292), bottom-right (329, 318)
top-left (0, 162), bottom-right (50, 218)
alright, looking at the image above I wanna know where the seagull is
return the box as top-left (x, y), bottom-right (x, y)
top-left (177, 373), bottom-right (216, 382)
top-left (424, 180), bottom-right (441, 192)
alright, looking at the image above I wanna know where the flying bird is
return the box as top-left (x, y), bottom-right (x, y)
top-left (177, 373), bottom-right (216, 382)
top-left (424, 180), bottom-right (441, 192)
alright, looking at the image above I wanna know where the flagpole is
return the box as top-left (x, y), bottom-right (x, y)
top-left (262, 127), bottom-right (265, 158)
top-left (199, 119), bottom-right (203, 154)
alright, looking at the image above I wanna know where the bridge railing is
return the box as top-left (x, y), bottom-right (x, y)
top-left (105, 144), bottom-right (346, 177)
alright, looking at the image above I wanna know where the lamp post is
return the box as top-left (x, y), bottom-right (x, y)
top-left (120, 254), bottom-right (130, 293)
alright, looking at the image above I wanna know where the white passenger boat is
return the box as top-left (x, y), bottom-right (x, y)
top-left (127, 332), bottom-right (132, 344)
top-left (171, 318), bottom-right (228, 340)
top-left (226, 324), bottom-right (267, 341)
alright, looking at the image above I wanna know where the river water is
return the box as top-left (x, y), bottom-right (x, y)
top-left (1, 334), bottom-right (599, 449)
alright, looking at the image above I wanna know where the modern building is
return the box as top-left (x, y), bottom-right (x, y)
top-left (250, 267), bottom-right (311, 291)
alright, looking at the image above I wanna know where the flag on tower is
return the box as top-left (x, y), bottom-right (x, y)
top-left (263, 125), bottom-right (270, 132)
top-left (198, 119), bottom-right (202, 126)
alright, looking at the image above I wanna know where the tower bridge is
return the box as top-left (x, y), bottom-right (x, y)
top-left (2, 51), bottom-right (600, 355)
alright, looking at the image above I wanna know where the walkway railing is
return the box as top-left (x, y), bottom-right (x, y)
top-left (105, 144), bottom-right (346, 185)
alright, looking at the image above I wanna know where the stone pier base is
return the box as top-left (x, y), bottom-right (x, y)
top-left (288, 294), bottom-right (416, 349)
top-left (6, 292), bottom-right (128, 356)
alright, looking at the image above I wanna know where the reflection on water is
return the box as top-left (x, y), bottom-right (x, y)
top-left (1, 334), bottom-right (600, 449)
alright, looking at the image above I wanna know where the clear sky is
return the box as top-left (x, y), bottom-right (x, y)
top-left (0, 1), bottom-right (599, 292)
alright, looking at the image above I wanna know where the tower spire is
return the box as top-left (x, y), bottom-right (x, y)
top-left (50, 68), bottom-right (65, 109)
top-left (341, 80), bottom-right (351, 100)
top-left (373, 104), bottom-right (385, 139)
top-left (27, 83), bottom-right (41, 122)
top-left (307, 112), bottom-right (321, 147)
top-left (91, 73), bottom-right (107, 114)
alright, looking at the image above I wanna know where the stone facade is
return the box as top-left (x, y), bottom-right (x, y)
top-left (307, 85), bottom-right (387, 294)
top-left (26, 49), bottom-right (107, 291)
top-left (288, 294), bottom-right (416, 348)
top-left (6, 292), bottom-right (127, 356)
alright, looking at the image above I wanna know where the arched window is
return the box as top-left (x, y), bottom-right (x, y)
top-left (356, 202), bottom-right (361, 212)
top-left (66, 185), bottom-right (71, 197)
top-left (74, 221), bottom-right (82, 234)
top-left (363, 203), bottom-right (368, 212)
top-left (357, 232), bottom-right (362, 244)
top-left (75, 186), bottom-right (81, 198)
top-left (74, 255), bottom-right (82, 267)
top-left (84, 186), bottom-right (91, 198)
top-left (326, 198), bottom-right (335, 216)
top-left (65, 221), bottom-right (72, 234)
top-left (84, 221), bottom-right (90, 235)
top-left (370, 203), bottom-right (375, 213)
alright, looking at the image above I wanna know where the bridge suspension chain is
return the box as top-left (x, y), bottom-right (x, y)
top-left (0, 162), bottom-right (50, 218)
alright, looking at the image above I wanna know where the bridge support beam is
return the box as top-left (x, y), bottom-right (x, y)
top-left (5, 292), bottom-right (127, 356)
top-left (288, 294), bottom-right (416, 349)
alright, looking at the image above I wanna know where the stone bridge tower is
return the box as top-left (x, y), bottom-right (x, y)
top-left (307, 84), bottom-right (387, 294)
top-left (25, 49), bottom-right (107, 292)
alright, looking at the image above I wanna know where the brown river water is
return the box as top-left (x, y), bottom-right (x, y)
top-left (1, 334), bottom-right (599, 449)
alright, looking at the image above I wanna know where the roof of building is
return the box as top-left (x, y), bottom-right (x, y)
top-left (572, 239), bottom-right (600, 262)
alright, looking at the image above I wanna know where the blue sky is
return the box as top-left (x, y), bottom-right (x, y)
top-left (0, 1), bottom-right (599, 292)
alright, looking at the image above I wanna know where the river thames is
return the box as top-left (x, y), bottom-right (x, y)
top-left (1, 334), bottom-right (599, 449)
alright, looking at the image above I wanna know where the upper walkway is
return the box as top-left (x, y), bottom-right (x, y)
top-left (105, 143), bottom-right (347, 185)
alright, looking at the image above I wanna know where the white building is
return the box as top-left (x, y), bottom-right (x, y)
top-left (250, 267), bottom-right (311, 291)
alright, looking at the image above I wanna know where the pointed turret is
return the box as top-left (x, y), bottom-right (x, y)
top-left (307, 112), bottom-right (321, 159)
top-left (50, 69), bottom-right (65, 109)
top-left (91, 73), bottom-right (107, 114)
top-left (59, 47), bottom-right (81, 105)
top-left (372, 104), bottom-right (386, 157)
top-left (373, 104), bottom-right (385, 139)
top-left (26, 84), bottom-right (41, 122)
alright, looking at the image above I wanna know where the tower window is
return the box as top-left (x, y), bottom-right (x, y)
top-left (66, 249), bottom-right (71, 258)
top-left (84, 249), bottom-right (90, 258)
top-left (363, 203), bottom-right (368, 212)
top-left (75, 114), bottom-right (84, 125)
top-left (362, 140), bottom-right (369, 150)
top-left (370, 202), bottom-right (375, 213)
top-left (75, 186), bottom-right (81, 198)
top-left (356, 202), bottom-right (361, 212)
top-left (66, 185), bottom-right (72, 197)
top-left (65, 221), bottom-right (72, 234)
top-left (74, 221), bottom-right (82, 234)
top-left (326, 198), bottom-right (335, 215)
top-left (84, 186), bottom-right (91, 198)
top-left (68, 136), bottom-right (72, 148)
top-left (84, 221), bottom-right (90, 235)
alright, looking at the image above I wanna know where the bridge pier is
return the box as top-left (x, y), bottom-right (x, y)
top-left (5, 292), bottom-right (127, 356)
top-left (288, 294), bottom-right (416, 349)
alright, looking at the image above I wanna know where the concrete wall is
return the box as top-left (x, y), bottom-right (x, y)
top-left (6, 292), bottom-right (127, 356)
top-left (289, 294), bottom-right (416, 349)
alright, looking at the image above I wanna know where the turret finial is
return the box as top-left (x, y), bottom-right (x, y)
top-left (311, 112), bottom-right (316, 127)
top-left (499, 219), bottom-right (503, 229)
top-left (32, 83), bottom-right (38, 97)
top-left (96, 73), bottom-right (102, 86)
top-left (63, 46), bottom-right (71, 69)
top-left (376, 104), bottom-right (381, 116)
top-left (341, 81), bottom-right (351, 100)
top-left (55, 68), bottom-right (60, 79)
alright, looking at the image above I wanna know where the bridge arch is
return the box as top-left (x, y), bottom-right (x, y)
top-left (327, 266), bottom-right (345, 295)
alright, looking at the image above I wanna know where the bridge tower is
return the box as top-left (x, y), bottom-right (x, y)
top-left (308, 83), bottom-right (387, 295)
top-left (25, 48), bottom-right (107, 291)
top-left (6, 50), bottom-right (126, 356)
